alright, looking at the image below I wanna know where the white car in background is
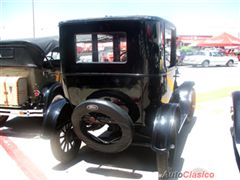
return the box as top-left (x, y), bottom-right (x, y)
top-left (183, 51), bottom-right (238, 67)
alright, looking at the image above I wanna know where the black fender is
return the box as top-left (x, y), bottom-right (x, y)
top-left (87, 89), bottom-right (140, 122)
top-left (71, 99), bottom-right (133, 153)
top-left (232, 91), bottom-right (240, 143)
top-left (41, 98), bottom-right (73, 138)
top-left (171, 81), bottom-right (195, 119)
top-left (151, 103), bottom-right (180, 152)
top-left (41, 82), bottom-right (64, 111)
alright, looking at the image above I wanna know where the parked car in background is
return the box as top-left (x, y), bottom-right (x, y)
top-left (183, 50), bottom-right (238, 67)
top-left (0, 37), bottom-right (64, 126)
top-left (43, 16), bottom-right (196, 179)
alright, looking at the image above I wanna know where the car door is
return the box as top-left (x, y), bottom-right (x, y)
top-left (209, 52), bottom-right (218, 65)
top-left (218, 52), bottom-right (228, 65)
top-left (211, 51), bottom-right (225, 65)
top-left (160, 25), bottom-right (177, 104)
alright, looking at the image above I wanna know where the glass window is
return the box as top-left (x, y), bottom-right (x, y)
top-left (75, 32), bottom-right (127, 63)
top-left (45, 51), bottom-right (60, 61)
top-left (165, 28), bottom-right (172, 68)
top-left (156, 22), bottom-right (165, 72)
top-left (0, 48), bottom-right (14, 59)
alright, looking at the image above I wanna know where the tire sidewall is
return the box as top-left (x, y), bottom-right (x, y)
top-left (87, 90), bottom-right (139, 122)
top-left (227, 60), bottom-right (234, 67)
top-left (50, 121), bottom-right (81, 163)
top-left (202, 60), bottom-right (209, 67)
top-left (71, 100), bottom-right (133, 153)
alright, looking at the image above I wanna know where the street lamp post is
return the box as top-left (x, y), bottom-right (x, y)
top-left (32, 0), bottom-right (35, 38)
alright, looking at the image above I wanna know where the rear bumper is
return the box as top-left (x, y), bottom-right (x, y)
top-left (0, 108), bottom-right (43, 117)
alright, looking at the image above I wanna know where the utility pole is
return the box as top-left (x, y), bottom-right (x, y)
top-left (32, 0), bottom-right (35, 38)
top-left (0, 0), bottom-right (2, 40)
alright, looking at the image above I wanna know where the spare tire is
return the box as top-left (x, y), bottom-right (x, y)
top-left (71, 99), bottom-right (134, 153)
top-left (87, 90), bottom-right (140, 122)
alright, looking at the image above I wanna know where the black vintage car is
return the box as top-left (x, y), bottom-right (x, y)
top-left (0, 37), bottom-right (64, 125)
top-left (44, 16), bottom-right (195, 178)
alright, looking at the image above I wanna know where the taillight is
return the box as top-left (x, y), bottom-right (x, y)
top-left (33, 84), bottom-right (40, 97)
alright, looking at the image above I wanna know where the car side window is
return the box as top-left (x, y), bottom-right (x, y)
top-left (0, 48), bottom-right (14, 59)
top-left (164, 28), bottom-right (173, 68)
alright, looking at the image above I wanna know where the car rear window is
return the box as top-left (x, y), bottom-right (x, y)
top-left (75, 32), bottom-right (127, 64)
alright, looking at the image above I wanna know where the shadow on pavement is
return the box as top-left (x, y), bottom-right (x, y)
top-left (0, 117), bottom-right (43, 138)
top-left (52, 117), bottom-right (197, 180)
top-left (0, 115), bottom-right (197, 179)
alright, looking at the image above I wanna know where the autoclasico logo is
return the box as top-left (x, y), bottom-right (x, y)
top-left (160, 168), bottom-right (215, 179)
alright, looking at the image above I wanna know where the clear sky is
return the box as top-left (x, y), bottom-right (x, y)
top-left (0, 0), bottom-right (240, 40)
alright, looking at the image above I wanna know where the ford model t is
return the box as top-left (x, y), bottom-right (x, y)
top-left (0, 37), bottom-right (64, 125)
top-left (44, 16), bottom-right (195, 178)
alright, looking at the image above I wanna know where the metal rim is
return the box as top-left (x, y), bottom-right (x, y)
top-left (58, 121), bottom-right (78, 152)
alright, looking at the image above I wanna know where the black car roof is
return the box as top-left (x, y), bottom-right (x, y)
top-left (0, 37), bottom-right (59, 56)
top-left (0, 37), bottom-right (59, 67)
top-left (59, 15), bottom-right (175, 28)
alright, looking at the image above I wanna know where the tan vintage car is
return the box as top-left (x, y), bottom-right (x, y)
top-left (0, 37), bottom-right (63, 126)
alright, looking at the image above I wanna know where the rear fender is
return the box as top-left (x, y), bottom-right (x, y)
top-left (41, 98), bottom-right (73, 138)
top-left (171, 81), bottom-right (195, 116)
top-left (41, 82), bottom-right (64, 111)
top-left (151, 103), bottom-right (180, 152)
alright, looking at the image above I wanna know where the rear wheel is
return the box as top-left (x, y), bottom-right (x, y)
top-left (157, 152), bottom-right (168, 179)
top-left (227, 60), bottom-right (234, 67)
top-left (50, 121), bottom-right (81, 163)
top-left (156, 142), bottom-right (176, 179)
top-left (0, 116), bottom-right (8, 127)
top-left (156, 122), bottom-right (177, 179)
top-left (202, 60), bottom-right (209, 67)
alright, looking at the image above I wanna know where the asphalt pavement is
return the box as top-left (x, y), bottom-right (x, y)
top-left (1, 65), bottom-right (240, 180)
